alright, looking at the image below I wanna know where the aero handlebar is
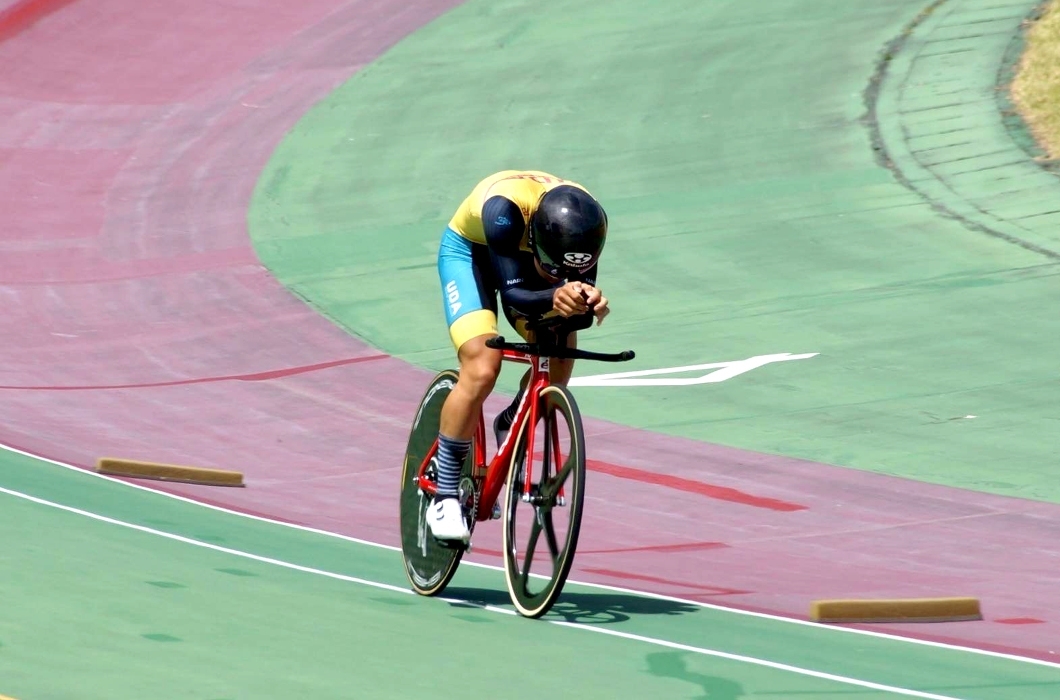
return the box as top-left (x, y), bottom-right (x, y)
top-left (485, 336), bottom-right (635, 363)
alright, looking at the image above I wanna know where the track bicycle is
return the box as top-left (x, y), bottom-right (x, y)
top-left (399, 323), bottom-right (634, 618)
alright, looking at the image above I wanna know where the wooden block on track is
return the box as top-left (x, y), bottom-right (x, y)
top-left (810, 597), bottom-right (981, 623)
top-left (96, 457), bottom-right (244, 487)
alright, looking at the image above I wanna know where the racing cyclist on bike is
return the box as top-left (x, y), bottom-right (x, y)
top-left (429, 170), bottom-right (610, 541)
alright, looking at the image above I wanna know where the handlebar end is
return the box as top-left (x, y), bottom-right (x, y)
top-left (620, 350), bottom-right (636, 361)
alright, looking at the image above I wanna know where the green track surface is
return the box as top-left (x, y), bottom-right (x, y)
top-left (3, 447), bottom-right (1060, 699)
top-left (249, 0), bottom-right (1060, 503)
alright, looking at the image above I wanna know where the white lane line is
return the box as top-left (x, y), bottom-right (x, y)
top-left (549, 622), bottom-right (966, 700)
top-left (3, 440), bottom-right (1059, 672)
top-left (0, 484), bottom-right (968, 700)
top-left (0, 484), bottom-right (410, 594)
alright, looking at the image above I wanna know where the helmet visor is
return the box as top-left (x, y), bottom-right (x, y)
top-left (535, 253), bottom-right (565, 280)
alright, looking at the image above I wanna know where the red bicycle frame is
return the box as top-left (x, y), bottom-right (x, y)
top-left (414, 347), bottom-right (555, 521)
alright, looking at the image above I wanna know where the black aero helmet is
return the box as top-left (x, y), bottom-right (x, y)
top-left (530, 185), bottom-right (607, 279)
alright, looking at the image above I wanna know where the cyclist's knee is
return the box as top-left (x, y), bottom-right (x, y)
top-left (463, 353), bottom-right (501, 389)
top-left (458, 336), bottom-right (501, 395)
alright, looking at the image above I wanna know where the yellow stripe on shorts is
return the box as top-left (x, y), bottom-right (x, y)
top-left (449, 309), bottom-right (498, 350)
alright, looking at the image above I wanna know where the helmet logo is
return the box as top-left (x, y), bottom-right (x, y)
top-left (563, 252), bottom-right (594, 268)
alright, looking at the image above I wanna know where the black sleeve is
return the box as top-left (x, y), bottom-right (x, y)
top-left (577, 263), bottom-right (598, 287)
top-left (482, 195), bottom-right (558, 316)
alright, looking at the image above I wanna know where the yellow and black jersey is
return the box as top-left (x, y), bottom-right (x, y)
top-left (448, 170), bottom-right (591, 249)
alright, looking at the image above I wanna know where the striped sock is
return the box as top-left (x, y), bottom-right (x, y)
top-left (435, 434), bottom-right (471, 499)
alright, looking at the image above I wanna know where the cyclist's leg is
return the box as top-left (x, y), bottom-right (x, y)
top-left (493, 365), bottom-right (531, 444)
top-left (548, 331), bottom-right (578, 385)
top-left (491, 311), bottom-right (539, 442)
top-left (502, 310), bottom-right (579, 387)
top-left (432, 228), bottom-right (500, 538)
top-left (493, 312), bottom-right (579, 439)
top-left (439, 230), bottom-right (501, 441)
top-left (440, 334), bottom-right (501, 440)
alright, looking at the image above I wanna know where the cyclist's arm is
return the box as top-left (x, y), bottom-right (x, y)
top-left (482, 195), bottom-right (557, 316)
top-left (575, 264), bottom-right (598, 288)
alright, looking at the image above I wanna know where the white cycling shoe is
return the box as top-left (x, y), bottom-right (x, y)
top-left (427, 497), bottom-right (470, 542)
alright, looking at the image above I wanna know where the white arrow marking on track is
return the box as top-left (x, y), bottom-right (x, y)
top-left (568, 353), bottom-right (818, 387)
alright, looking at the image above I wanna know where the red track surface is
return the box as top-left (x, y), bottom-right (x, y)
top-left (3, 0), bottom-right (1060, 662)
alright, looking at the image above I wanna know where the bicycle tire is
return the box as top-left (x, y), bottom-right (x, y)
top-left (399, 369), bottom-right (475, 596)
top-left (502, 384), bottom-right (586, 618)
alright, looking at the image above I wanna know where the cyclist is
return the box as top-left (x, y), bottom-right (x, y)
top-left (429, 170), bottom-right (610, 541)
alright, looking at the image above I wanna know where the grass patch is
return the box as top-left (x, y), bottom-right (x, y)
top-left (1011, 0), bottom-right (1060, 160)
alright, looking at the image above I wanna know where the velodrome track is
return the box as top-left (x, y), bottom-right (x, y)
top-left (3, 0), bottom-right (1060, 696)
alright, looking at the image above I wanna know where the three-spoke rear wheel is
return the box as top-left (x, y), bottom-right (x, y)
top-left (399, 370), bottom-right (475, 596)
top-left (502, 385), bottom-right (586, 618)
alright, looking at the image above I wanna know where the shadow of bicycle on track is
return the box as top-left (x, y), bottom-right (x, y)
top-left (442, 587), bottom-right (700, 624)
